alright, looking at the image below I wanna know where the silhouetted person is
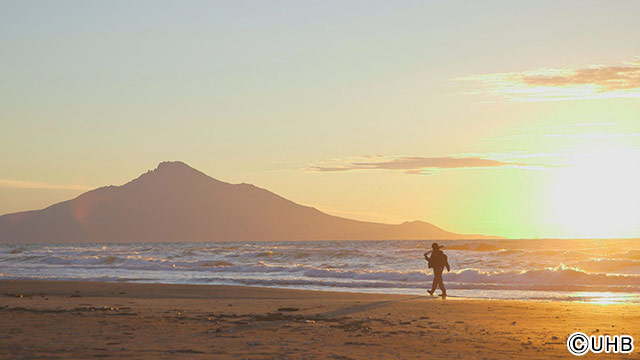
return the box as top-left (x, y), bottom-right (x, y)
top-left (424, 242), bottom-right (450, 297)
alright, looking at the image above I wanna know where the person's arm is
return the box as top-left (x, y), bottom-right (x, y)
top-left (423, 251), bottom-right (432, 261)
top-left (445, 258), bottom-right (451, 272)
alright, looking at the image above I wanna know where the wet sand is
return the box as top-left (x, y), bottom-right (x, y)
top-left (1, 280), bottom-right (639, 359)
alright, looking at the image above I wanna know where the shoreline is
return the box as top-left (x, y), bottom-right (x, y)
top-left (2, 277), bottom-right (639, 304)
top-left (2, 279), bottom-right (640, 358)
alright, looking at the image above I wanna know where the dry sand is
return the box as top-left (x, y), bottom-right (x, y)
top-left (1, 280), bottom-right (639, 359)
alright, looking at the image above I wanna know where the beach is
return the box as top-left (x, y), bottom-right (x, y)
top-left (2, 280), bottom-right (639, 359)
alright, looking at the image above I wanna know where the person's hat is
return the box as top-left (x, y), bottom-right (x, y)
top-left (431, 242), bottom-right (443, 249)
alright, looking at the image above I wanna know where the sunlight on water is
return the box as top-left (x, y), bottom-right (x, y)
top-left (572, 292), bottom-right (638, 305)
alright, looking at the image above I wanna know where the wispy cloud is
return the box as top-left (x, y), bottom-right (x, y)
top-left (0, 179), bottom-right (93, 191)
top-left (307, 156), bottom-right (519, 174)
top-left (545, 133), bottom-right (640, 139)
top-left (522, 66), bottom-right (640, 90)
top-left (458, 59), bottom-right (640, 102)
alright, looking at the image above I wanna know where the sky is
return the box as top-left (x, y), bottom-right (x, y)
top-left (2, 0), bottom-right (640, 239)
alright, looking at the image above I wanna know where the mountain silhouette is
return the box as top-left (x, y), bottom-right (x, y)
top-left (0, 161), bottom-right (499, 243)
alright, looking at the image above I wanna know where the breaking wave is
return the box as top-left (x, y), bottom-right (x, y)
top-left (2, 239), bottom-right (640, 300)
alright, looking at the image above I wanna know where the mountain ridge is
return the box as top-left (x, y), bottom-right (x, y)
top-left (0, 161), bottom-right (500, 243)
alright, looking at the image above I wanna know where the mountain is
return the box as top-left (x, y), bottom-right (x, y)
top-left (0, 161), bottom-right (498, 243)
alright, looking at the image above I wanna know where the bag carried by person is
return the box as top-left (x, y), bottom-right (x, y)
top-left (428, 251), bottom-right (447, 269)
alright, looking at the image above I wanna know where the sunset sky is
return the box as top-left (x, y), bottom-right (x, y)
top-left (2, 1), bottom-right (640, 239)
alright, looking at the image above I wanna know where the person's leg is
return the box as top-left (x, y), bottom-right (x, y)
top-left (428, 270), bottom-right (438, 295)
top-left (431, 270), bottom-right (442, 294)
top-left (437, 269), bottom-right (447, 296)
top-left (439, 279), bottom-right (446, 296)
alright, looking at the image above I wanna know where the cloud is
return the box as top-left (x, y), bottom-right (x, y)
top-left (545, 133), bottom-right (640, 139)
top-left (308, 156), bottom-right (516, 174)
top-left (0, 179), bottom-right (93, 191)
top-left (522, 66), bottom-right (640, 90)
top-left (458, 59), bottom-right (640, 102)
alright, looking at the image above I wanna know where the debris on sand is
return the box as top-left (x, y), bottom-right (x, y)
top-left (278, 307), bottom-right (300, 312)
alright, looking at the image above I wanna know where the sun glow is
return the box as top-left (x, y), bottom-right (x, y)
top-left (552, 144), bottom-right (640, 238)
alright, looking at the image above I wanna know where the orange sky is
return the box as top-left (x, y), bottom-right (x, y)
top-left (1, 1), bottom-right (640, 238)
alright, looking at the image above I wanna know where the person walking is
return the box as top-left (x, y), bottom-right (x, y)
top-left (424, 242), bottom-right (450, 297)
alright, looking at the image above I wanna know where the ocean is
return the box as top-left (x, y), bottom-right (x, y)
top-left (2, 239), bottom-right (640, 303)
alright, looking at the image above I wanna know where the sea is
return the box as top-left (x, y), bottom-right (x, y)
top-left (2, 239), bottom-right (640, 304)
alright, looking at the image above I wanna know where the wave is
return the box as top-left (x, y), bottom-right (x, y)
top-left (4, 240), bottom-right (640, 298)
top-left (201, 261), bottom-right (234, 267)
top-left (8, 252), bottom-right (640, 286)
top-left (572, 259), bottom-right (640, 274)
top-left (444, 265), bottom-right (640, 287)
top-left (607, 250), bottom-right (640, 260)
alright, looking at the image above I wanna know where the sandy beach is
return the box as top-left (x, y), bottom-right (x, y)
top-left (0, 280), bottom-right (638, 359)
